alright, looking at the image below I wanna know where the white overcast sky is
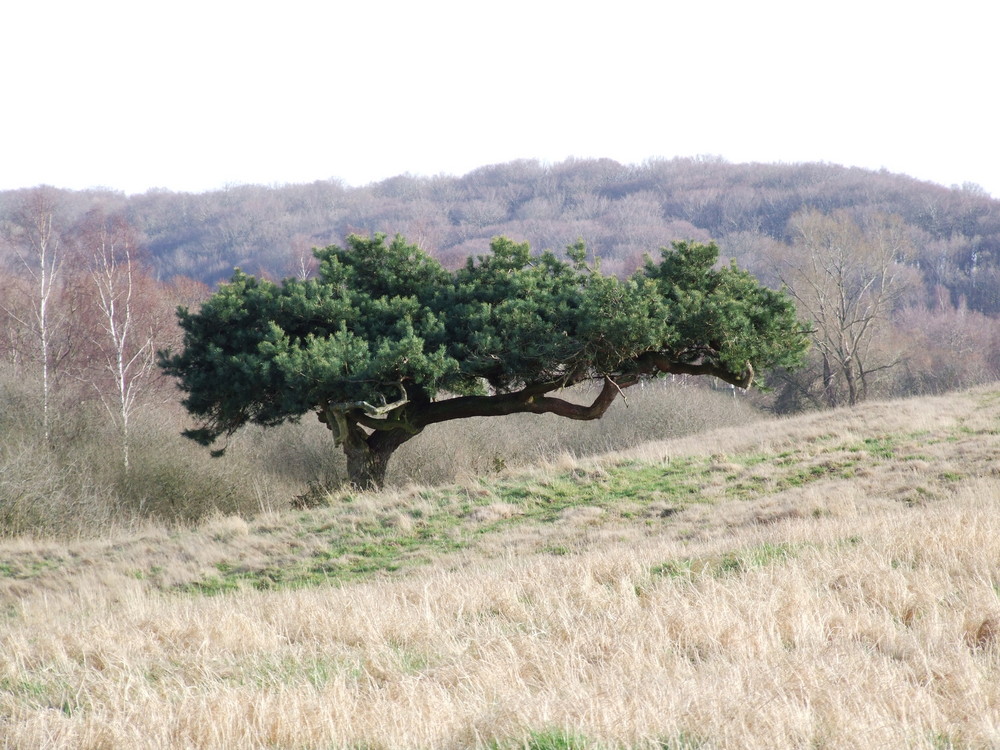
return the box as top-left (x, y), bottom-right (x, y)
top-left (2, 0), bottom-right (997, 197)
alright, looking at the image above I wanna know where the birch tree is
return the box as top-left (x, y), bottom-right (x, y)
top-left (77, 210), bottom-right (159, 470)
top-left (0, 188), bottom-right (71, 442)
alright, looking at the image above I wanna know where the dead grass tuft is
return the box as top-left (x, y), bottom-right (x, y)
top-left (468, 503), bottom-right (523, 523)
top-left (557, 506), bottom-right (604, 524)
top-left (967, 617), bottom-right (1000, 651)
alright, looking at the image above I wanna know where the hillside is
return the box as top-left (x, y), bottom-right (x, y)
top-left (4, 387), bottom-right (1000, 748)
top-left (4, 158), bottom-right (1000, 309)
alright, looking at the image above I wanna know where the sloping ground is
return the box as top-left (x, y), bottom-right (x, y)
top-left (2, 387), bottom-right (1000, 748)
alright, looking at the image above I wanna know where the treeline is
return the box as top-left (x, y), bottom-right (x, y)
top-left (2, 157), bottom-right (998, 305)
top-left (3, 157), bottom-right (1000, 410)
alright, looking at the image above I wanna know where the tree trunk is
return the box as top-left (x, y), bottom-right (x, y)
top-left (340, 423), bottom-right (414, 491)
top-left (843, 355), bottom-right (858, 406)
top-left (822, 352), bottom-right (837, 408)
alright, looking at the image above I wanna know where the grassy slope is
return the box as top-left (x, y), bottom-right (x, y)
top-left (3, 387), bottom-right (1000, 748)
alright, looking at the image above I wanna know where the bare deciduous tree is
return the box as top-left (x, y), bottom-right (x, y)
top-left (778, 209), bottom-right (914, 407)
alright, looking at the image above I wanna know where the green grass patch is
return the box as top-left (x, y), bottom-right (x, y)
top-left (489, 458), bottom-right (712, 517)
top-left (175, 575), bottom-right (243, 596)
top-left (176, 500), bottom-right (471, 594)
top-left (735, 452), bottom-right (771, 467)
top-left (490, 729), bottom-right (591, 750)
top-left (862, 436), bottom-right (896, 459)
top-left (217, 654), bottom-right (358, 688)
top-left (449, 457), bottom-right (714, 531)
top-left (780, 460), bottom-right (854, 488)
top-left (0, 675), bottom-right (82, 715)
top-left (0, 556), bottom-right (63, 580)
top-left (651, 541), bottom-right (802, 579)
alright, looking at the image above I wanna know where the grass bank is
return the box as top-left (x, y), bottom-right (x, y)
top-left (3, 387), bottom-right (1000, 747)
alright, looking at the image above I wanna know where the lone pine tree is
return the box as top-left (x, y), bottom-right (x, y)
top-left (160, 234), bottom-right (807, 489)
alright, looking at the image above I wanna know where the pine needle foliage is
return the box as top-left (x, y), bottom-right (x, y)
top-left (160, 235), bottom-right (806, 488)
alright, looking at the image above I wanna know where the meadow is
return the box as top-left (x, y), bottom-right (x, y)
top-left (3, 384), bottom-right (1000, 748)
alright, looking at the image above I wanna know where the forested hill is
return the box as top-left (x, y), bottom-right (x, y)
top-left (2, 157), bottom-right (999, 313)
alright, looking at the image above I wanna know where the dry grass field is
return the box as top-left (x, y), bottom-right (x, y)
top-left (4, 387), bottom-right (1000, 748)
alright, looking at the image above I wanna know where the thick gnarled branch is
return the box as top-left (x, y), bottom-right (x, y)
top-left (634, 352), bottom-right (754, 389)
top-left (318, 347), bottom-right (755, 440)
top-left (317, 383), bottom-right (414, 445)
top-left (329, 382), bottom-right (409, 418)
top-left (414, 375), bottom-right (629, 429)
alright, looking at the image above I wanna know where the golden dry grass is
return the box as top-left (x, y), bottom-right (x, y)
top-left (4, 387), bottom-right (1000, 748)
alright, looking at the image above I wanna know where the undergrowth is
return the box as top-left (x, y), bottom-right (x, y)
top-left (0, 367), bottom-right (759, 536)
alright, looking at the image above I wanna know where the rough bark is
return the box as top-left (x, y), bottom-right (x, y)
top-left (822, 352), bottom-right (837, 408)
top-left (339, 421), bottom-right (416, 491)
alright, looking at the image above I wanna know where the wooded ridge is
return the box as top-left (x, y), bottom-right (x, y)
top-left (2, 157), bottom-right (998, 312)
